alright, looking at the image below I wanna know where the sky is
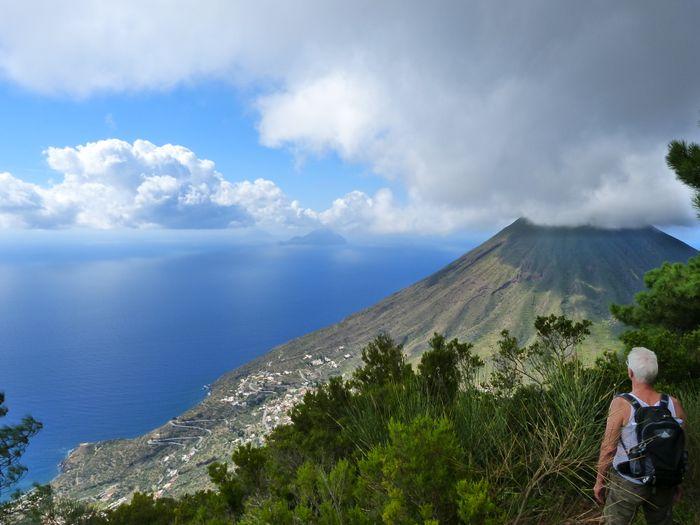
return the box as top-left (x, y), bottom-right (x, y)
top-left (0, 1), bottom-right (699, 238)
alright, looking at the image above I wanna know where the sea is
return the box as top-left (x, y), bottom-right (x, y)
top-left (0, 232), bottom-right (467, 492)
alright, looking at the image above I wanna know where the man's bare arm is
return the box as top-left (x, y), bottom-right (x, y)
top-left (594, 397), bottom-right (626, 503)
top-left (672, 395), bottom-right (687, 427)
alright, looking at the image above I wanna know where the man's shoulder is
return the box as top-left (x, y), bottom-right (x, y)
top-left (669, 394), bottom-right (683, 409)
top-left (608, 395), bottom-right (633, 424)
top-left (609, 395), bottom-right (630, 417)
top-left (611, 392), bottom-right (635, 404)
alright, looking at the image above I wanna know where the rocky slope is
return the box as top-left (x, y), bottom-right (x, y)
top-left (52, 218), bottom-right (697, 504)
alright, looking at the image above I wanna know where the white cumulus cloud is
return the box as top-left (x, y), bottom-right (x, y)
top-left (319, 189), bottom-right (494, 235)
top-left (0, 138), bottom-right (479, 234)
top-left (257, 71), bottom-right (385, 160)
top-left (0, 139), bottom-right (319, 230)
top-left (217, 178), bottom-right (318, 228)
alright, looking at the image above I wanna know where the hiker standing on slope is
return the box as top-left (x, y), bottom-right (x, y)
top-left (594, 347), bottom-right (688, 524)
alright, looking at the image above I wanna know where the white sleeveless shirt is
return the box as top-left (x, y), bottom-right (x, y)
top-left (612, 392), bottom-right (683, 484)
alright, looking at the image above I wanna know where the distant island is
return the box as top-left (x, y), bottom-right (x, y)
top-left (281, 228), bottom-right (347, 246)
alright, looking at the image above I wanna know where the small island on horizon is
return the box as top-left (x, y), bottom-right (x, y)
top-left (281, 228), bottom-right (347, 246)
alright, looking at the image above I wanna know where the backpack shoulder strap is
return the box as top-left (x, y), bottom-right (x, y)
top-left (617, 393), bottom-right (642, 411)
top-left (659, 393), bottom-right (670, 408)
top-left (615, 394), bottom-right (640, 455)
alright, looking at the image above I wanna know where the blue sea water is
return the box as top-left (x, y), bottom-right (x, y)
top-left (0, 234), bottom-right (465, 491)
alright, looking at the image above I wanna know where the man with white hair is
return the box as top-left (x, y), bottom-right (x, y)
top-left (595, 347), bottom-right (687, 524)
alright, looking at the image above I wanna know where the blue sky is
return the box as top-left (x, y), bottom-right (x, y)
top-left (0, 2), bottom-right (698, 237)
top-left (0, 81), bottom-right (392, 211)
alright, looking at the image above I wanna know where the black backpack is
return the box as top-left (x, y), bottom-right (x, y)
top-left (616, 393), bottom-right (687, 487)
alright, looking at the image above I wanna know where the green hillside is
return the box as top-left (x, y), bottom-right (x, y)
top-left (256, 218), bottom-right (696, 365)
top-left (49, 218), bottom-right (697, 504)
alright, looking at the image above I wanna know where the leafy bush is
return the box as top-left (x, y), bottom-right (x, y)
top-left (0, 392), bottom-right (42, 498)
top-left (611, 255), bottom-right (700, 384)
top-left (358, 416), bottom-right (463, 523)
top-left (455, 479), bottom-right (503, 525)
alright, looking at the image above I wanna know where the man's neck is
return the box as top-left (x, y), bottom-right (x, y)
top-left (631, 381), bottom-right (658, 398)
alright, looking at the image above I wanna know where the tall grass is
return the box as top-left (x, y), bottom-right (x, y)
top-left (674, 386), bottom-right (700, 522)
top-left (342, 379), bottom-right (450, 454)
top-left (342, 358), bottom-right (626, 523)
top-left (494, 364), bottom-right (614, 523)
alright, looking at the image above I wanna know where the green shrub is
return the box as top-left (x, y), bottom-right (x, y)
top-left (455, 479), bottom-right (504, 524)
top-left (358, 415), bottom-right (464, 524)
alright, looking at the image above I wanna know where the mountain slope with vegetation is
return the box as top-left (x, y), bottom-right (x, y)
top-left (47, 218), bottom-right (696, 504)
top-left (256, 218), bottom-right (696, 363)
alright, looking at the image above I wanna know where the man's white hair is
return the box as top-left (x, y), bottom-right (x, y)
top-left (626, 347), bottom-right (658, 384)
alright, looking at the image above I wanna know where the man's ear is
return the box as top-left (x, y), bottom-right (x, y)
top-left (627, 368), bottom-right (634, 380)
